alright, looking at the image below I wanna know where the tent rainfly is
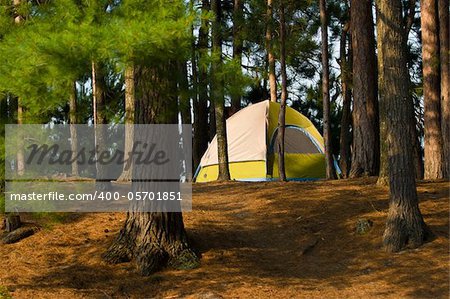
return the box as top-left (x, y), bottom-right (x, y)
top-left (194, 100), bottom-right (328, 182)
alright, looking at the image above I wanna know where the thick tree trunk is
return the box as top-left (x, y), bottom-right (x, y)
top-left (69, 81), bottom-right (79, 177)
top-left (320, 0), bottom-right (336, 180)
top-left (266, 0), bottom-right (277, 102)
top-left (438, 0), bottom-right (449, 178)
top-left (350, 0), bottom-right (379, 178)
top-left (421, 0), bottom-right (445, 179)
top-left (230, 0), bottom-right (243, 115)
top-left (378, 0), bottom-right (423, 184)
top-left (92, 61), bottom-right (111, 190)
top-left (379, 0), bottom-right (423, 184)
top-left (277, 1), bottom-right (287, 182)
top-left (103, 65), bottom-right (199, 275)
top-left (376, 0), bottom-right (430, 252)
top-left (117, 64), bottom-right (135, 182)
top-left (339, 21), bottom-right (352, 178)
top-left (193, 0), bottom-right (210, 170)
top-left (211, 0), bottom-right (230, 180)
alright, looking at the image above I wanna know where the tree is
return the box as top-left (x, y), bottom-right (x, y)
top-left (349, 0), bottom-right (379, 178)
top-left (103, 63), bottom-right (199, 274)
top-left (277, 0), bottom-right (287, 181)
top-left (117, 64), bottom-right (135, 182)
top-left (320, 0), bottom-right (336, 180)
top-left (230, 0), bottom-right (244, 114)
top-left (421, 0), bottom-right (445, 179)
top-left (211, 0), bottom-right (230, 180)
top-left (92, 61), bottom-right (111, 190)
top-left (338, 19), bottom-right (352, 178)
top-left (378, 0), bottom-right (424, 184)
top-left (193, 0), bottom-right (210, 169)
top-left (69, 81), bottom-right (79, 177)
top-left (265, 0), bottom-right (277, 102)
top-left (376, 0), bottom-right (430, 252)
top-left (438, 0), bottom-right (449, 178)
top-left (13, 0), bottom-right (24, 177)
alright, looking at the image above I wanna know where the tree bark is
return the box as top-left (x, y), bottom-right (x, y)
top-left (179, 61), bottom-right (191, 125)
top-left (378, 0), bottom-right (423, 184)
top-left (376, 0), bottom-right (431, 252)
top-left (103, 65), bottom-right (199, 275)
top-left (230, 0), bottom-right (243, 115)
top-left (117, 64), bottom-right (135, 182)
top-left (69, 81), bottom-right (79, 177)
top-left (14, 0), bottom-right (24, 177)
top-left (211, 0), bottom-right (230, 180)
top-left (320, 0), bottom-right (336, 180)
top-left (339, 21), bottom-right (352, 178)
top-left (0, 96), bottom-right (6, 193)
top-left (438, 0), bottom-right (449, 178)
top-left (421, 0), bottom-right (445, 179)
top-left (92, 61), bottom-right (111, 190)
top-left (350, 0), bottom-right (379, 178)
top-left (10, 0), bottom-right (22, 228)
top-left (193, 0), bottom-right (210, 170)
top-left (266, 0), bottom-right (277, 102)
top-left (277, 1), bottom-right (287, 181)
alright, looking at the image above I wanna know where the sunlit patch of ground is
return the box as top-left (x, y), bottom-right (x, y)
top-left (0, 178), bottom-right (448, 298)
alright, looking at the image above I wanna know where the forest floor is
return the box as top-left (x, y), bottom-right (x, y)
top-left (0, 178), bottom-right (448, 299)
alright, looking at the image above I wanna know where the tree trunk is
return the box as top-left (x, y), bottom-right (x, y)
top-left (277, 1), bottom-right (287, 182)
top-left (103, 65), bottom-right (199, 275)
top-left (179, 61), bottom-right (191, 125)
top-left (438, 0), bottom-right (449, 178)
top-left (11, 0), bottom-right (22, 228)
top-left (193, 0), bottom-right (210, 170)
top-left (0, 96), bottom-right (6, 194)
top-left (69, 81), bottom-right (79, 177)
top-left (230, 0), bottom-right (243, 115)
top-left (339, 21), bottom-right (352, 178)
top-left (14, 0), bottom-right (24, 177)
top-left (421, 0), bottom-right (445, 179)
top-left (211, 0), bottom-right (230, 180)
top-left (376, 0), bottom-right (431, 252)
top-left (379, 0), bottom-right (424, 185)
top-left (4, 214), bottom-right (21, 233)
top-left (209, 101), bottom-right (216, 141)
top-left (266, 0), bottom-right (277, 102)
top-left (350, 0), bottom-right (379, 178)
top-left (320, 0), bottom-right (336, 180)
top-left (179, 59), bottom-right (193, 181)
top-left (92, 61), bottom-right (111, 190)
top-left (117, 64), bottom-right (135, 182)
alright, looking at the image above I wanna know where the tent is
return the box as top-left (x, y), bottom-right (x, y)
top-left (194, 100), bottom-right (327, 182)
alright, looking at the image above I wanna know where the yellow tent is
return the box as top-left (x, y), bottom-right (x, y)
top-left (194, 100), bottom-right (327, 182)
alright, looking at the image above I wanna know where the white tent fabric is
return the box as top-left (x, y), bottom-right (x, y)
top-left (200, 101), bottom-right (268, 167)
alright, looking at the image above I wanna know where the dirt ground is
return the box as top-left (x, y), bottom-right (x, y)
top-left (0, 178), bottom-right (448, 299)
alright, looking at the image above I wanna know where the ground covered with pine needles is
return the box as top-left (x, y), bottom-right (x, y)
top-left (0, 178), bottom-right (448, 298)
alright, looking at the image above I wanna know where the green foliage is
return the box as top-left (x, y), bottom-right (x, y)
top-left (0, 285), bottom-right (11, 299)
top-left (0, 193), bottom-right (4, 215)
top-left (0, 0), bottom-right (193, 121)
